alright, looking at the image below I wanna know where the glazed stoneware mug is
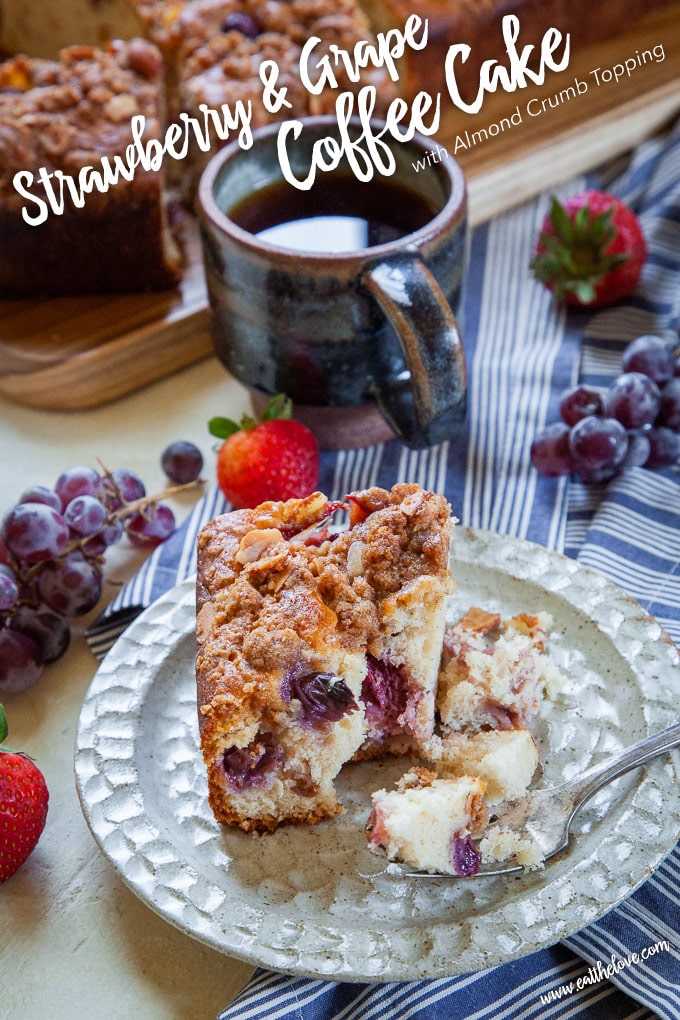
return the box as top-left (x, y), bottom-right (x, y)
top-left (197, 117), bottom-right (467, 449)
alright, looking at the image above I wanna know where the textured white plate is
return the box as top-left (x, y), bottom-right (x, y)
top-left (75, 528), bottom-right (680, 981)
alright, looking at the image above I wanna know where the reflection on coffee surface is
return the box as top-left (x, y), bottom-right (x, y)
top-left (228, 174), bottom-right (440, 254)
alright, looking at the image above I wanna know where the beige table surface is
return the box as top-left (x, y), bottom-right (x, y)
top-left (0, 357), bottom-right (258, 1020)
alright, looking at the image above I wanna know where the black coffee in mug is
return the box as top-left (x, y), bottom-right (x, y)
top-left (228, 174), bottom-right (440, 254)
top-left (198, 117), bottom-right (468, 450)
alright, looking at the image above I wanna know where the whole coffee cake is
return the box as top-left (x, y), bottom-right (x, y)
top-left (0, 39), bottom-right (182, 295)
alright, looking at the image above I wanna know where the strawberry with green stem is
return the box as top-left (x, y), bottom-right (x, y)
top-left (530, 191), bottom-right (647, 308)
top-left (0, 704), bottom-right (49, 883)
top-left (209, 394), bottom-right (320, 510)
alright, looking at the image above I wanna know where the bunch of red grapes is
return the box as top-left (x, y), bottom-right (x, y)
top-left (531, 335), bottom-right (680, 482)
top-left (0, 441), bottom-right (203, 694)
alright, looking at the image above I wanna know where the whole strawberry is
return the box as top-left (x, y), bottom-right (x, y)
top-left (209, 394), bottom-right (320, 509)
top-left (0, 704), bottom-right (49, 883)
top-left (530, 191), bottom-right (647, 308)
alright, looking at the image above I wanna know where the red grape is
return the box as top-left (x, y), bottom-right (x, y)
top-left (530, 423), bottom-right (574, 477)
top-left (80, 535), bottom-right (107, 557)
top-left (0, 565), bottom-right (19, 612)
top-left (37, 552), bottom-right (103, 617)
top-left (9, 605), bottom-right (70, 664)
top-left (55, 465), bottom-right (101, 509)
top-left (658, 377), bottom-right (680, 430)
top-left (161, 441), bottom-right (204, 484)
top-left (569, 416), bottom-right (628, 478)
top-left (63, 495), bottom-right (108, 537)
top-left (621, 432), bottom-right (652, 468)
top-left (558, 385), bottom-right (603, 426)
top-left (0, 628), bottom-right (44, 693)
top-left (604, 372), bottom-right (661, 429)
top-left (125, 504), bottom-right (176, 548)
top-left (98, 468), bottom-right (146, 511)
top-left (82, 518), bottom-right (123, 556)
top-left (3, 503), bottom-right (70, 563)
top-left (621, 335), bottom-right (675, 384)
top-left (109, 469), bottom-right (145, 504)
top-left (574, 465), bottom-right (620, 484)
top-left (19, 485), bottom-right (62, 511)
top-left (645, 427), bottom-right (680, 469)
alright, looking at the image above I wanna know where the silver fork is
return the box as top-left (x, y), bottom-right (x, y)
top-left (402, 720), bottom-right (680, 878)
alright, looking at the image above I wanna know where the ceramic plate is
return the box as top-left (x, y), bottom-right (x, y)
top-left (74, 528), bottom-right (680, 981)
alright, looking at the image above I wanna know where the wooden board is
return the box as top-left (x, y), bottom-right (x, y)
top-left (1, 3), bottom-right (679, 411)
top-left (0, 212), bottom-right (213, 410)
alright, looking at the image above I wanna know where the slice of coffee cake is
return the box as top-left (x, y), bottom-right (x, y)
top-left (195, 484), bottom-right (453, 832)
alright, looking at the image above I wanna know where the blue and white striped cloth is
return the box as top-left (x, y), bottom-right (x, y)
top-left (87, 118), bottom-right (680, 1019)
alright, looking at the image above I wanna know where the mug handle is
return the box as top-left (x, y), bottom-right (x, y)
top-left (362, 252), bottom-right (467, 449)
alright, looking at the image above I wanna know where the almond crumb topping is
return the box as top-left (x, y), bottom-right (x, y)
top-left (235, 528), bottom-right (285, 564)
top-left (346, 540), bottom-right (364, 577)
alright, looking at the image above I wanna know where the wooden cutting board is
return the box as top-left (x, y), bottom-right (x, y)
top-left (1, 3), bottom-right (679, 411)
top-left (0, 212), bottom-right (213, 410)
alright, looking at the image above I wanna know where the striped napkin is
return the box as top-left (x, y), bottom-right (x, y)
top-left (87, 118), bottom-right (680, 1019)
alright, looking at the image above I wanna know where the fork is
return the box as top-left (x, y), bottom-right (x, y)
top-left (402, 720), bottom-right (680, 878)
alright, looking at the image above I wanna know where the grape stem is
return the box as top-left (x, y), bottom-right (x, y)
top-left (109, 476), bottom-right (207, 520)
top-left (18, 476), bottom-right (206, 584)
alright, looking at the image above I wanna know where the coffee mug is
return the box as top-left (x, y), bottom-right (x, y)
top-left (197, 117), bottom-right (467, 450)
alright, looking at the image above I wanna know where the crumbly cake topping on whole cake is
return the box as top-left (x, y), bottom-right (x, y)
top-left (0, 41), bottom-right (164, 187)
